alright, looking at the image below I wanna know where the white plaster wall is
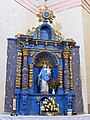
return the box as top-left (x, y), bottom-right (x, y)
top-left (0, 0), bottom-right (38, 114)
top-left (82, 8), bottom-right (90, 106)
top-left (54, 6), bottom-right (88, 113)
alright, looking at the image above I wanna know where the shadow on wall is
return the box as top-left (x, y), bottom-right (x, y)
top-left (88, 104), bottom-right (90, 114)
top-left (53, 22), bottom-right (62, 32)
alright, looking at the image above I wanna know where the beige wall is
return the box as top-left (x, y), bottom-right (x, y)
top-left (0, 0), bottom-right (38, 114)
top-left (82, 7), bottom-right (90, 112)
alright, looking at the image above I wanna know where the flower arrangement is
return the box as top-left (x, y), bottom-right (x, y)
top-left (48, 78), bottom-right (59, 90)
top-left (41, 97), bottom-right (60, 115)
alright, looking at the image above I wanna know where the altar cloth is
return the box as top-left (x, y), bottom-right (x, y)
top-left (0, 114), bottom-right (90, 120)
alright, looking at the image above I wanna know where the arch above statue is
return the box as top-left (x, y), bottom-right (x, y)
top-left (33, 51), bottom-right (59, 68)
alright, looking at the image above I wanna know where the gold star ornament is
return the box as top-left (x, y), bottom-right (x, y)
top-left (36, 6), bottom-right (55, 24)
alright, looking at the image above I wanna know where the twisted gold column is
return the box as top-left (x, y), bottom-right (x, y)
top-left (16, 50), bottom-right (22, 88)
top-left (58, 66), bottom-right (63, 89)
top-left (69, 53), bottom-right (73, 90)
top-left (29, 64), bottom-right (33, 88)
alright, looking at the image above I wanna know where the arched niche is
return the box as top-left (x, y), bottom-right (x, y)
top-left (40, 25), bottom-right (52, 40)
top-left (33, 51), bottom-right (59, 68)
top-left (33, 51), bottom-right (59, 93)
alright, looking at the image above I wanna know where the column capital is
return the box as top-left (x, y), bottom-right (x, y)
top-left (23, 48), bottom-right (29, 56)
top-left (63, 48), bottom-right (70, 59)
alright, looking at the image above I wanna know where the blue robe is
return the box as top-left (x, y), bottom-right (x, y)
top-left (39, 68), bottom-right (51, 92)
top-left (40, 68), bottom-right (50, 81)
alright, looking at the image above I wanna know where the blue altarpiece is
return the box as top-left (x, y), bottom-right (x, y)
top-left (4, 7), bottom-right (83, 115)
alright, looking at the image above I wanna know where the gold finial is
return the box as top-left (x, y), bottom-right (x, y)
top-left (36, 6), bottom-right (55, 24)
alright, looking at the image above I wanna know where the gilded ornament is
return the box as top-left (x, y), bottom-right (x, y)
top-left (15, 33), bottom-right (24, 38)
top-left (36, 41), bottom-right (38, 45)
top-left (55, 30), bottom-right (65, 41)
top-left (23, 48), bottom-right (29, 56)
top-left (45, 42), bottom-right (48, 46)
top-left (66, 38), bottom-right (75, 42)
top-left (36, 96), bottom-right (40, 101)
top-left (26, 27), bottom-right (35, 36)
top-left (36, 6), bottom-right (55, 24)
top-left (56, 53), bottom-right (61, 58)
top-left (30, 52), bottom-right (35, 56)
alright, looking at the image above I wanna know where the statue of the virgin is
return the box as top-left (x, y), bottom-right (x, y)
top-left (38, 61), bottom-right (51, 93)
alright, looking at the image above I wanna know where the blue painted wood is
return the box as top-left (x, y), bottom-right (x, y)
top-left (15, 94), bottom-right (75, 115)
top-left (9, 22), bottom-right (76, 115)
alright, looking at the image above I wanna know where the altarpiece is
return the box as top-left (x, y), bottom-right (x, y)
top-left (5, 7), bottom-right (83, 115)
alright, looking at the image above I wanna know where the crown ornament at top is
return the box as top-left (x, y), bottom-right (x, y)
top-left (37, 6), bottom-right (55, 23)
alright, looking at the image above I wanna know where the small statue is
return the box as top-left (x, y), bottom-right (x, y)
top-left (38, 61), bottom-right (51, 94)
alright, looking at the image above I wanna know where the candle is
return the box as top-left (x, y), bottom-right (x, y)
top-left (13, 98), bottom-right (16, 111)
